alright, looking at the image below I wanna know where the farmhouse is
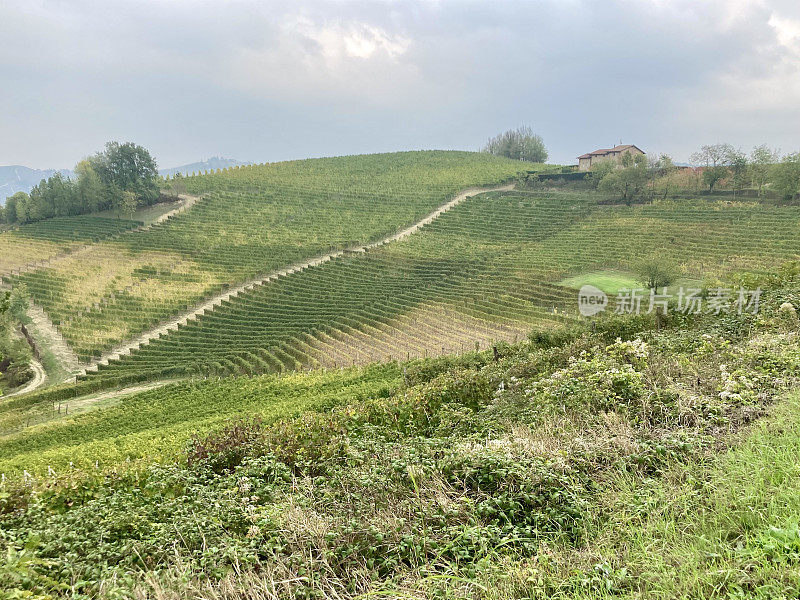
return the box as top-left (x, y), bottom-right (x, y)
top-left (577, 144), bottom-right (645, 171)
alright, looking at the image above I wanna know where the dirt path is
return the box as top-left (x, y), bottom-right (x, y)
top-left (26, 301), bottom-right (82, 373)
top-left (0, 282), bottom-right (82, 377)
top-left (81, 184), bottom-right (514, 374)
top-left (365, 184), bottom-right (514, 248)
top-left (61, 380), bottom-right (176, 414)
top-left (6, 358), bottom-right (46, 398)
top-left (153, 194), bottom-right (198, 224)
top-left (0, 194), bottom-right (202, 398)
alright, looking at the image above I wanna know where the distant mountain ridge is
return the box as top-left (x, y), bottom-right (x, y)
top-left (0, 165), bottom-right (75, 198)
top-left (0, 157), bottom-right (251, 200)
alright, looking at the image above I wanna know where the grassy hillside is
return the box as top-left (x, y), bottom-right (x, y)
top-left (7, 152), bottom-right (529, 361)
top-left (536, 389), bottom-right (800, 598)
top-left (4, 157), bottom-right (800, 598)
top-left (2, 280), bottom-right (799, 598)
top-left (82, 189), bottom-right (800, 387)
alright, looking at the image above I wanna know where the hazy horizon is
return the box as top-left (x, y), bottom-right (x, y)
top-left (3, 0), bottom-right (800, 170)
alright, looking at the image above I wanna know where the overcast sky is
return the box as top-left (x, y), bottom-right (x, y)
top-left (2, 0), bottom-right (800, 169)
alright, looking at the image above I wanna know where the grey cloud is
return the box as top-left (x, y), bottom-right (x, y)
top-left (1, 0), bottom-right (799, 169)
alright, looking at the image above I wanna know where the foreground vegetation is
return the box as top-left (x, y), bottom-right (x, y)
top-left (2, 272), bottom-right (799, 598)
top-left (0, 287), bottom-right (35, 392)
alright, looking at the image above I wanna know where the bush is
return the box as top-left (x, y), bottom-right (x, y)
top-left (778, 302), bottom-right (799, 331)
top-left (482, 126), bottom-right (548, 162)
top-left (403, 352), bottom-right (489, 386)
top-left (186, 416), bottom-right (267, 473)
top-left (528, 325), bottom-right (582, 349)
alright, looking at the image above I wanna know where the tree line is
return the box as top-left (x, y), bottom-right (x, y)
top-left (590, 143), bottom-right (800, 204)
top-left (689, 143), bottom-right (800, 198)
top-left (2, 142), bottom-right (161, 224)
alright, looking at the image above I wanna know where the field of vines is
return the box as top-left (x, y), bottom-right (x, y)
top-left (82, 190), bottom-right (800, 386)
top-left (0, 364), bottom-right (400, 475)
top-left (0, 215), bottom-right (142, 275)
top-left (6, 151), bottom-right (530, 360)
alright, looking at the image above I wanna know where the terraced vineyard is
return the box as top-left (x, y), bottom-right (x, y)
top-left (0, 215), bottom-right (142, 275)
top-left (84, 191), bottom-right (800, 385)
top-left (7, 151), bottom-right (530, 361)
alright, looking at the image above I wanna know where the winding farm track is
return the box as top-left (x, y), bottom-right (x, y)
top-left (0, 194), bottom-right (200, 398)
top-left (80, 183), bottom-right (515, 376)
top-left (151, 193), bottom-right (198, 224)
top-left (5, 359), bottom-right (45, 398)
top-left (27, 301), bottom-right (81, 373)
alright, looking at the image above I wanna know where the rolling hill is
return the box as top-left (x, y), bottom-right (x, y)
top-left (3, 151), bottom-right (800, 599)
top-left (5, 152), bottom-right (800, 395)
top-left (6, 151), bottom-right (530, 363)
top-left (82, 188), bottom-right (800, 386)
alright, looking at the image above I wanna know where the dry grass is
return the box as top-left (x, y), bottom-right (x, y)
top-left (0, 237), bottom-right (66, 273)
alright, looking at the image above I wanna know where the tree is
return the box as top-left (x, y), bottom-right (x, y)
top-left (92, 141), bottom-right (159, 204)
top-left (700, 165), bottom-right (728, 192)
top-left (75, 160), bottom-right (109, 212)
top-left (8, 284), bottom-right (30, 325)
top-left (482, 126), bottom-right (548, 163)
top-left (29, 172), bottom-right (77, 220)
top-left (166, 172), bottom-right (188, 198)
top-left (771, 153), bottom-right (800, 200)
top-left (590, 160), bottom-right (616, 187)
top-left (700, 166), bottom-right (727, 193)
top-left (691, 143), bottom-right (734, 168)
top-left (3, 192), bottom-right (28, 224)
top-left (635, 259), bottom-right (679, 290)
top-left (691, 143), bottom-right (735, 193)
top-left (649, 154), bottom-right (678, 199)
top-left (727, 149), bottom-right (748, 197)
top-left (13, 192), bottom-right (30, 224)
top-left (597, 153), bottom-right (649, 205)
top-left (115, 190), bottom-right (138, 220)
top-left (750, 144), bottom-right (780, 197)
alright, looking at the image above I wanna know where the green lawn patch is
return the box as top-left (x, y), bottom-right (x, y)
top-left (559, 269), bottom-right (641, 294)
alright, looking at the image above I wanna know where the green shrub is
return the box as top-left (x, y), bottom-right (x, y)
top-left (186, 416), bottom-right (267, 473)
